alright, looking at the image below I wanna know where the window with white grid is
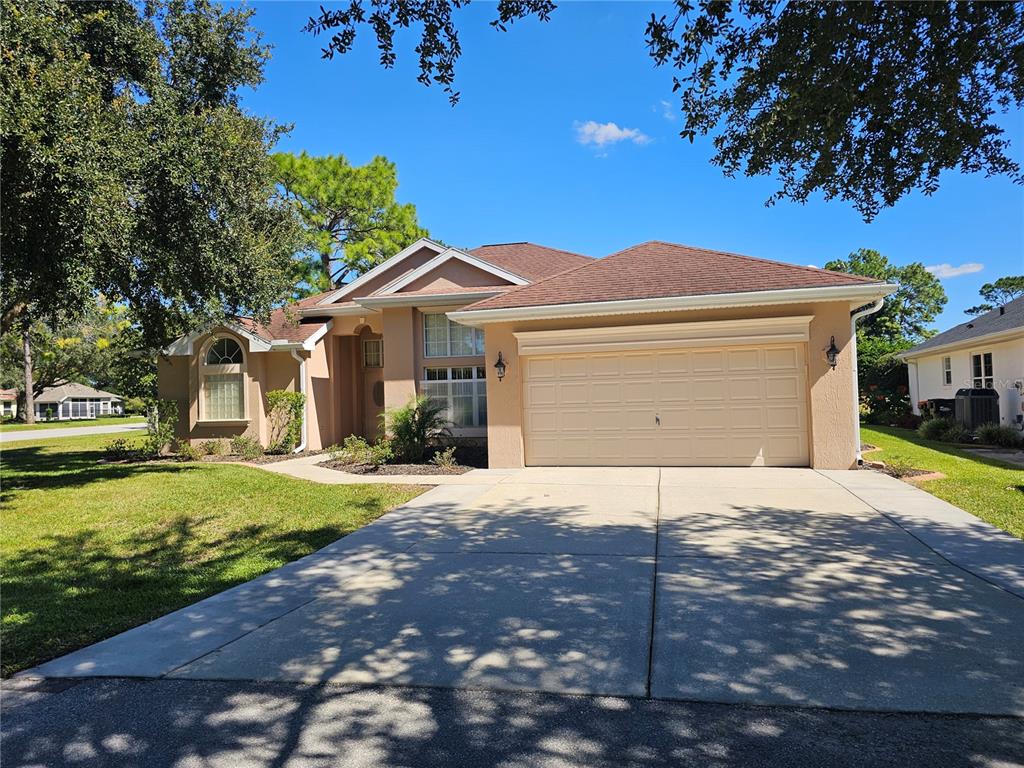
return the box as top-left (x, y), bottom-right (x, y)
top-left (200, 336), bottom-right (247, 421)
top-left (423, 313), bottom-right (484, 358)
top-left (363, 339), bottom-right (383, 368)
top-left (420, 366), bottom-right (487, 427)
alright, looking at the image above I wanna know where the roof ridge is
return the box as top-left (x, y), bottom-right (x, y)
top-left (472, 242), bottom-right (593, 261)
top-left (612, 240), bottom-right (882, 284)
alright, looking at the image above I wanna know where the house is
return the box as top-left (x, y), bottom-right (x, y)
top-left (0, 389), bottom-right (17, 419)
top-left (900, 296), bottom-right (1024, 427)
top-left (159, 238), bottom-right (895, 468)
top-left (34, 383), bottom-right (124, 421)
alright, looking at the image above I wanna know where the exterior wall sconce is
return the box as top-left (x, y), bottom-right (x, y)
top-left (494, 351), bottom-right (507, 381)
top-left (825, 336), bottom-right (839, 370)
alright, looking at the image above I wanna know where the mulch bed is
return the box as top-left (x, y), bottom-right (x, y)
top-left (321, 460), bottom-right (471, 476)
top-left (873, 465), bottom-right (936, 480)
top-left (200, 450), bottom-right (327, 465)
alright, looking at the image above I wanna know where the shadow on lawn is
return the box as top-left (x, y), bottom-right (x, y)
top-left (0, 444), bottom-right (200, 502)
top-left (2, 507), bottom-right (387, 677)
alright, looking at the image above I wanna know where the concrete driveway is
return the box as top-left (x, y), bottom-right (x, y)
top-left (25, 467), bottom-right (1024, 716)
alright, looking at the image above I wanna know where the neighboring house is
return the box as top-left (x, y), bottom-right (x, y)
top-left (0, 389), bottom-right (17, 419)
top-left (34, 383), bottom-right (124, 421)
top-left (900, 296), bottom-right (1024, 427)
top-left (160, 238), bottom-right (894, 469)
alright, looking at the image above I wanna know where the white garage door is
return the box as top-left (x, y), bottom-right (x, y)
top-left (522, 344), bottom-right (809, 466)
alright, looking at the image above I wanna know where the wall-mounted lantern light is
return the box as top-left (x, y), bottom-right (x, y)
top-left (825, 336), bottom-right (839, 370)
top-left (494, 351), bottom-right (507, 381)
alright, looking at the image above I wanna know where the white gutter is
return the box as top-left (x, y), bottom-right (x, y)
top-left (896, 325), bottom-right (1022, 360)
top-left (449, 283), bottom-right (897, 326)
top-left (289, 349), bottom-right (307, 454)
top-left (850, 299), bottom-right (885, 465)
top-left (355, 290), bottom-right (505, 310)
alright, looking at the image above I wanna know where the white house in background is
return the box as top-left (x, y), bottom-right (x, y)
top-left (33, 382), bottom-right (124, 421)
top-left (0, 389), bottom-right (17, 419)
top-left (900, 296), bottom-right (1024, 427)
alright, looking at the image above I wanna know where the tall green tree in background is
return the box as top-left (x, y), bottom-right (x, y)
top-left (965, 276), bottom-right (1024, 315)
top-left (1, 0), bottom-right (299, 421)
top-left (273, 152), bottom-right (428, 296)
top-left (825, 249), bottom-right (948, 424)
top-left (306, 1), bottom-right (1023, 221)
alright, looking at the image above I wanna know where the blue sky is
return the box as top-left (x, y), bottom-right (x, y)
top-left (243, 1), bottom-right (1024, 329)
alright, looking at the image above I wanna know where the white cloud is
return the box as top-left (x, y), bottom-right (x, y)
top-left (925, 262), bottom-right (984, 279)
top-left (574, 120), bottom-right (650, 148)
top-left (659, 100), bottom-right (676, 121)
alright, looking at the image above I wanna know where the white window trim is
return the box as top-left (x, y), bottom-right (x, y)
top-left (198, 335), bottom-right (249, 423)
top-left (420, 365), bottom-right (487, 432)
top-left (941, 356), bottom-right (952, 386)
top-left (363, 338), bottom-right (383, 368)
top-left (970, 350), bottom-right (995, 389)
top-left (423, 312), bottom-right (485, 358)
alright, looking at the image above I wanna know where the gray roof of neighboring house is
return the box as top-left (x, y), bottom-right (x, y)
top-left (903, 296), bottom-right (1024, 357)
top-left (35, 382), bottom-right (123, 403)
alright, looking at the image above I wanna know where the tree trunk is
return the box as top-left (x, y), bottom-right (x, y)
top-left (22, 325), bottom-right (35, 424)
top-left (320, 250), bottom-right (335, 289)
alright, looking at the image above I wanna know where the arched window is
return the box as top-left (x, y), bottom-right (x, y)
top-left (200, 336), bottom-right (247, 421)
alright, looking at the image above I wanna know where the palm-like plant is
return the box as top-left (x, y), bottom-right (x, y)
top-left (380, 395), bottom-right (451, 463)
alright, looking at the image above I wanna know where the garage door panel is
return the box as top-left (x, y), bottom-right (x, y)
top-left (522, 345), bottom-right (808, 467)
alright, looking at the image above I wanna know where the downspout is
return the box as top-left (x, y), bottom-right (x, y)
top-left (850, 298), bottom-right (885, 465)
top-left (290, 349), bottom-right (308, 453)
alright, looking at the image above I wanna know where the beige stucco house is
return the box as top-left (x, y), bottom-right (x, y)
top-left (159, 238), bottom-right (894, 469)
top-left (900, 296), bottom-right (1024, 427)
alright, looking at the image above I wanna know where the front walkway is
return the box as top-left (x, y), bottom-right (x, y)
top-left (22, 467), bottom-right (1024, 717)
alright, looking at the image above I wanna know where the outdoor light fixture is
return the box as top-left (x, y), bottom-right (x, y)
top-left (494, 351), bottom-right (507, 381)
top-left (825, 336), bottom-right (839, 370)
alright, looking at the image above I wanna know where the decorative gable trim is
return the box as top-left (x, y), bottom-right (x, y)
top-left (377, 248), bottom-right (529, 295)
top-left (315, 237), bottom-right (447, 305)
top-left (165, 324), bottom-right (273, 356)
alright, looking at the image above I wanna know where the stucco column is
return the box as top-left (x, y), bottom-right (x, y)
top-left (382, 307), bottom-right (417, 409)
top-left (483, 322), bottom-right (525, 468)
top-left (807, 302), bottom-right (857, 469)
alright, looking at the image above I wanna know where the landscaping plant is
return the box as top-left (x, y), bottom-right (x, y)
top-left (143, 399), bottom-right (178, 457)
top-left (333, 435), bottom-right (393, 466)
top-left (918, 418), bottom-right (952, 441)
top-left (975, 423), bottom-right (1023, 449)
top-left (102, 438), bottom-right (137, 461)
top-left (266, 390), bottom-right (305, 454)
top-left (198, 439), bottom-right (226, 456)
top-left (176, 442), bottom-right (202, 462)
top-left (381, 395), bottom-right (450, 463)
top-left (430, 446), bottom-right (458, 470)
top-left (229, 435), bottom-right (264, 461)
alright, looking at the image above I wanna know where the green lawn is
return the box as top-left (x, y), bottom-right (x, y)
top-left (861, 425), bottom-right (1024, 539)
top-left (0, 432), bottom-right (424, 676)
top-left (0, 415), bottom-right (145, 432)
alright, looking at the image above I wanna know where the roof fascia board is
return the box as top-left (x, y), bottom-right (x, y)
top-left (356, 290), bottom-right (504, 309)
top-left (449, 283), bottom-right (897, 327)
top-left (315, 237), bottom-right (447, 305)
top-left (165, 323), bottom-right (273, 356)
top-left (298, 304), bottom-right (378, 318)
top-left (378, 248), bottom-right (529, 295)
top-left (897, 326), bottom-right (1023, 360)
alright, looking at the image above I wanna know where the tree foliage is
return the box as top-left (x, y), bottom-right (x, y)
top-left (305, 0), bottom-right (556, 105)
top-left (1, 0), bottom-right (300, 348)
top-left (965, 275), bottom-right (1024, 315)
top-left (274, 152), bottom-right (428, 295)
top-left (824, 249), bottom-right (947, 343)
top-left (826, 248), bottom-right (948, 425)
top-left (305, 2), bottom-right (1024, 220)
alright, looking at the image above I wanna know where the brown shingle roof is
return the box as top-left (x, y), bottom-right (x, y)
top-left (467, 243), bottom-right (592, 281)
top-left (465, 241), bottom-right (886, 312)
top-left (236, 308), bottom-right (328, 344)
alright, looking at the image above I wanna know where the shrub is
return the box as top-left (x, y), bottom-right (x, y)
top-left (103, 437), bottom-right (137, 461)
top-left (894, 412), bottom-right (922, 430)
top-left (884, 457), bottom-right (916, 478)
top-left (918, 418), bottom-right (952, 441)
top-left (198, 439), bottom-right (226, 456)
top-left (940, 422), bottom-right (972, 444)
top-left (176, 442), bottom-right (202, 462)
top-left (143, 399), bottom-right (178, 457)
top-left (975, 422), bottom-right (1023, 449)
top-left (229, 434), bottom-right (264, 460)
top-left (430, 446), bottom-right (458, 470)
top-left (266, 390), bottom-right (305, 454)
top-left (381, 395), bottom-right (451, 463)
top-left (332, 435), bottom-right (393, 466)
